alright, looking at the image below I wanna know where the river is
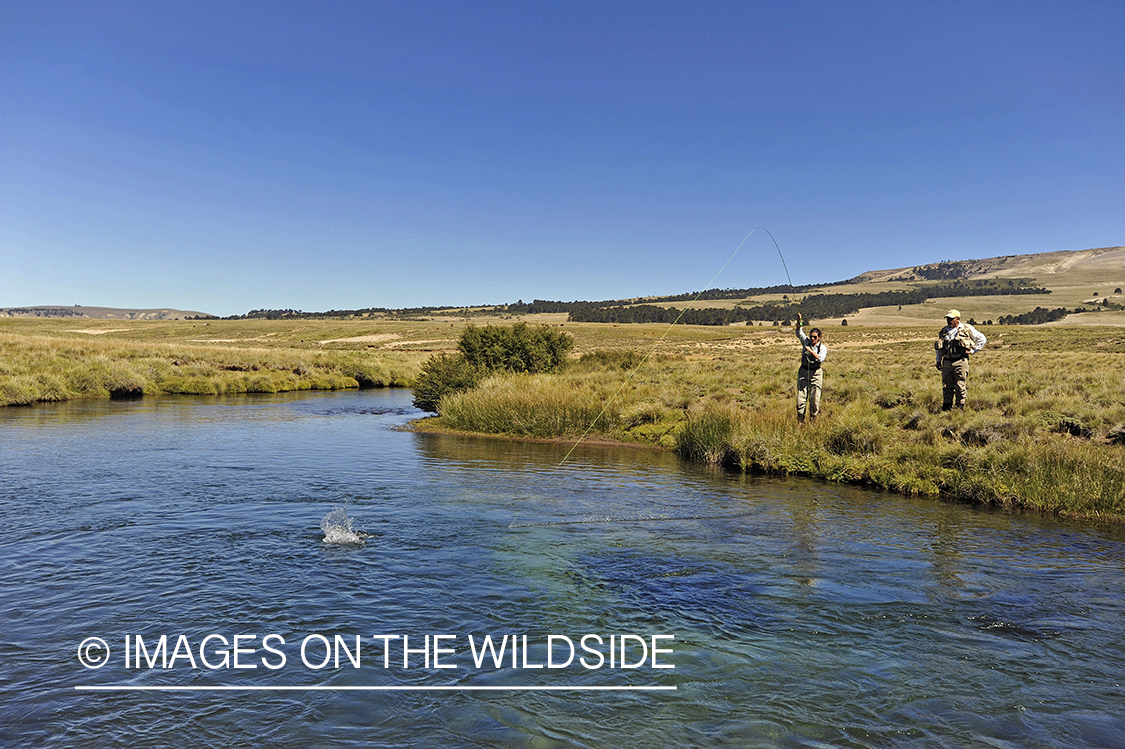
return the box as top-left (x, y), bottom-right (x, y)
top-left (2, 389), bottom-right (1123, 748)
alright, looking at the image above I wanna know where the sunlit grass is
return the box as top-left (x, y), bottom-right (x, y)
top-left (426, 324), bottom-right (1125, 522)
top-left (4, 317), bottom-right (1124, 521)
top-left (0, 331), bottom-right (418, 403)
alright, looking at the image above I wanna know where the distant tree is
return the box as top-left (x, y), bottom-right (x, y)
top-left (841, 318), bottom-right (848, 326)
top-left (1104, 298), bottom-right (1110, 306)
top-left (1116, 288), bottom-right (1122, 294)
top-left (997, 307), bottom-right (1070, 325)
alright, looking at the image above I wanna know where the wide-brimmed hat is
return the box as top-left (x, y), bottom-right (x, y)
top-left (945, 309), bottom-right (961, 319)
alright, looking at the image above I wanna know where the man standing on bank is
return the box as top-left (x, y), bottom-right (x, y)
top-left (935, 309), bottom-right (987, 411)
top-left (795, 313), bottom-right (827, 423)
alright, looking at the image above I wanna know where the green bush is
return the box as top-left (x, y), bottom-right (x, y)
top-left (458, 323), bottom-right (573, 373)
top-left (414, 323), bottom-right (575, 414)
top-left (412, 354), bottom-right (483, 413)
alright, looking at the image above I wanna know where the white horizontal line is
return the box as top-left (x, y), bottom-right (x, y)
top-left (75, 685), bottom-right (676, 692)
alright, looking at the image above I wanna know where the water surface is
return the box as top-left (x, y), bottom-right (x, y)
top-left (2, 390), bottom-right (1123, 748)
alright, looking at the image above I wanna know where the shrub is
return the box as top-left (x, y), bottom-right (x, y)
top-left (414, 323), bottom-right (575, 414)
top-left (458, 323), bottom-right (573, 374)
top-left (1039, 411), bottom-right (1094, 439)
top-left (411, 354), bottom-right (482, 413)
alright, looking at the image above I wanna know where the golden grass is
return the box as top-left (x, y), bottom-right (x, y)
top-left (424, 323), bottom-right (1125, 522)
top-left (0, 326), bottom-right (420, 404)
top-left (4, 317), bottom-right (1124, 521)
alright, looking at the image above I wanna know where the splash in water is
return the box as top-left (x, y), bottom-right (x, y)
top-left (320, 506), bottom-right (366, 545)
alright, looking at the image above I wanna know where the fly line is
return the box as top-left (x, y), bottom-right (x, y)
top-left (559, 227), bottom-right (794, 465)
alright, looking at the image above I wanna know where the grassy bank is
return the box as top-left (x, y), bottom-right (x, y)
top-left (422, 327), bottom-right (1125, 523)
top-left (5, 317), bottom-right (1124, 522)
top-left (0, 327), bottom-right (419, 404)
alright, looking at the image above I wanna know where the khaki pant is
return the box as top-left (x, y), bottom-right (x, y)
top-left (797, 366), bottom-right (823, 419)
top-left (941, 357), bottom-right (968, 410)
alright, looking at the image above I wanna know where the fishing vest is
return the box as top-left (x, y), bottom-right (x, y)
top-left (937, 325), bottom-right (974, 360)
top-left (802, 343), bottom-right (824, 370)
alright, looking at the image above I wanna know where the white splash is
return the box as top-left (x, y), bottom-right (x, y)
top-left (320, 506), bottom-right (366, 545)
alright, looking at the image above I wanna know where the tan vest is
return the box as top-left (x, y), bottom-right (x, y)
top-left (936, 325), bottom-right (974, 359)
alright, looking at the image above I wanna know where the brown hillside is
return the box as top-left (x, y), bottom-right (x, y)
top-left (849, 246), bottom-right (1125, 284)
top-left (0, 305), bottom-right (213, 320)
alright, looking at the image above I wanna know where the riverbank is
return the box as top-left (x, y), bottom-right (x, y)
top-left (4, 318), bottom-right (1123, 523)
top-left (414, 409), bottom-right (1125, 524)
top-left (419, 328), bottom-right (1125, 524)
top-left (0, 328), bottom-right (419, 404)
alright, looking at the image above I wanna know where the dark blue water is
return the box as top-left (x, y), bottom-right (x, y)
top-left (2, 389), bottom-right (1124, 748)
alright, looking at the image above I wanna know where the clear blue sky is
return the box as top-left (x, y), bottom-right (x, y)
top-left (2, 2), bottom-right (1123, 316)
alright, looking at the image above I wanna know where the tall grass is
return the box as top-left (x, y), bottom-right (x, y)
top-left (7, 319), bottom-right (1125, 522)
top-left (0, 333), bottom-right (417, 405)
top-left (676, 406), bottom-right (740, 464)
top-left (440, 374), bottom-right (617, 438)
top-left (422, 329), bottom-right (1125, 522)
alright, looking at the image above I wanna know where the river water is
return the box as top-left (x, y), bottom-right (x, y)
top-left (2, 389), bottom-right (1123, 748)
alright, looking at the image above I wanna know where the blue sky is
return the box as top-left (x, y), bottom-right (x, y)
top-left (2, 1), bottom-right (1123, 316)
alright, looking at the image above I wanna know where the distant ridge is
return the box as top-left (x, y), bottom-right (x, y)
top-left (848, 246), bottom-right (1125, 284)
top-left (5, 247), bottom-right (1122, 321)
top-left (0, 305), bottom-right (214, 320)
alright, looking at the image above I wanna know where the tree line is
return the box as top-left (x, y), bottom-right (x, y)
top-left (567, 281), bottom-right (1051, 325)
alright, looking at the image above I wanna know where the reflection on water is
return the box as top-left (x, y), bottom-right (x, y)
top-left (2, 390), bottom-right (1124, 748)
